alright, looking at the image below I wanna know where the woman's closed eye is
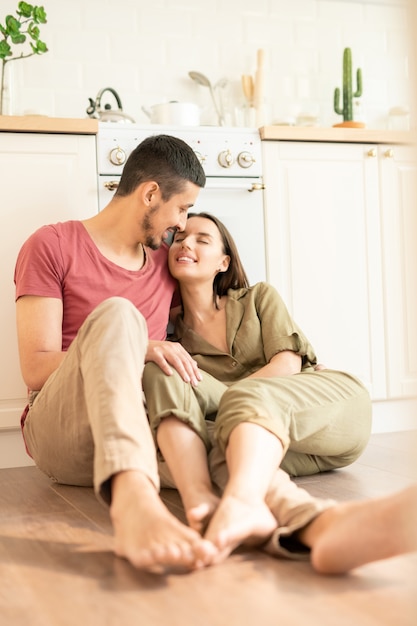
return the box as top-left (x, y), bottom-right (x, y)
top-left (173, 236), bottom-right (210, 245)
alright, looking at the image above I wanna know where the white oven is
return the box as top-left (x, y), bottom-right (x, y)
top-left (96, 124), bottom-right (266, 285)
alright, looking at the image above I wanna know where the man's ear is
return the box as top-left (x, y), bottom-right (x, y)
top-left (141, 181), bottom-right (160, 205)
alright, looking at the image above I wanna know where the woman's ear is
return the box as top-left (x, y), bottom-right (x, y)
top-left (219, 255), bottom-right (230, 273)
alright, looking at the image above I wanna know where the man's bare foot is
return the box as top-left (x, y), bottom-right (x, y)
top-left (301, 485), bottom-right (417, 575)
top-left (110, 470), bottom-right (218, 571)
top-left (183, 490), bottom-right (220, 535)
top-left (203, 494), bottom-right (277, 564)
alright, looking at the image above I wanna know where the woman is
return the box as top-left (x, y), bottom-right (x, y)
top-left (142, 212), bottom-right (373, 567)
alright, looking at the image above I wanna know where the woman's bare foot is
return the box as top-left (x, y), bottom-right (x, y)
top-left (204, 494), bottom-right (278, 564)
top-left (301, 485), bottom-right (417, 575)
top-left (183, 489), bottom-right (221, 535)
top-left (110, 470), bottom-right (218, 572)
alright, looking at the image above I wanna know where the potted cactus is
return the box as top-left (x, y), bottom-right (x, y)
top-left (333, 47), bottom-right (365, 128)
top-left (0, 2), bottom-right (48, 115)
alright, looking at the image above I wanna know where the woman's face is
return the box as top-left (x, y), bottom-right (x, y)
top-left (169, 215), bottom-right (230, 283)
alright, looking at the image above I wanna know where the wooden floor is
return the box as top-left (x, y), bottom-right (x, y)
top-left (1, 431), bottom-right (417, 626)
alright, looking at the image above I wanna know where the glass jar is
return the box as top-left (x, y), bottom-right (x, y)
top-left (388, 106), bottom-right (410, 131)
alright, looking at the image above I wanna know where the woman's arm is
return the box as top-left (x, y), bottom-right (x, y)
top-left (248, 350), bottom-right (302, 379)
top-left (255, 283), bottom-right (317, 367)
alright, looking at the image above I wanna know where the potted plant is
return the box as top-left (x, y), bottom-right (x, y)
top-left (333, 47), bottom-right (365, 128)
top-left (0, 2), bottom-right (48, 115)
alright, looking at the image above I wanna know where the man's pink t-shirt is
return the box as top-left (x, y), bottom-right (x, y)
top-left (14, 221), bottom-right (178, 350)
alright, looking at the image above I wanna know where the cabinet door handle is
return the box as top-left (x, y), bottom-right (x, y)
top-left (384, 148), bottom-right (394, 158)
top-left (249, 182), bottom-right (265, 192)
top-left (367, 148), bottom-right (377, 158)
top-left (104, 181), bottom-right (119, 191)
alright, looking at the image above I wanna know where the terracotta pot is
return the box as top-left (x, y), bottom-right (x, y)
top-left (333, 121), bottom-right (366, 128)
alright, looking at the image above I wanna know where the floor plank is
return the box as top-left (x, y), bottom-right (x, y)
top-left (0, 431), bottom-right (416, 626)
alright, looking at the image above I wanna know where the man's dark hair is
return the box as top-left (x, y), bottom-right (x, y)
top-left (115, 134), bottom-right (206, 200)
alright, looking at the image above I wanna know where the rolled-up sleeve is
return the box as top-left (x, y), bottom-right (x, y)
top-left (254, 283), bottom-right (317, 367)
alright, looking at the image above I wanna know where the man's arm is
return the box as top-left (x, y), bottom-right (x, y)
top-left (16, 295), bottom-right (66, 391)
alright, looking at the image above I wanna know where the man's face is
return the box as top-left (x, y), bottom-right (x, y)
top-left (141, 181), bottom-right (201, 249)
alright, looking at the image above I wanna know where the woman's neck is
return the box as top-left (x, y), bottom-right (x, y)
top-left (180, 283), bottom-right (224, 329)
top-left (179, 282), bottom-right (228, 352)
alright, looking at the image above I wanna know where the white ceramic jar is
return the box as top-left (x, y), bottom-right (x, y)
top-left (142, 101), bottom-right (200, 125)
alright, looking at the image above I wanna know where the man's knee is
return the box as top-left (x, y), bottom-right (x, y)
top-left (94, 297), bottom-right (146, 327)
top-left (82, 297), bottom-right (148, 340)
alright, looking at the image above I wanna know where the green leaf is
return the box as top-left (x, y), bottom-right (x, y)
top-left (36, 39), bottom-right (47, 53)
top-left (5, 15), bottom-right (21, 36)
top-left (33, 6), bottom-right (47, 24)
top-left (30, 39), bottom-right (47, 54)
top-left (17, 3), bottom-right (34, 19)
top-left (11, 33), bottom-right (26, 45)
top-left (0, 40), bottom-right (12, 60)
top-left (28, 22), bottom-right (40, 40)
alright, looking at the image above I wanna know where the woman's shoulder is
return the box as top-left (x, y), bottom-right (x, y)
top-left (229, 281), bottom-right (276, 300)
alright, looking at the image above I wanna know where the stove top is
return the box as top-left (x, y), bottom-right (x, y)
top-left (96, 123), bottom-right (263, 178)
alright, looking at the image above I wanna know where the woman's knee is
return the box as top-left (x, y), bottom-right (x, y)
top-left (143, 361), bottom-right (183, 393)
top-left (219, 379), bottom-right (253, 405)
top-left (215, 381), bottom-right (276, 451)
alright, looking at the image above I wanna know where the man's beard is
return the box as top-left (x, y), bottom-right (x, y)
top-left (142, 204), bottom-right (161, 250)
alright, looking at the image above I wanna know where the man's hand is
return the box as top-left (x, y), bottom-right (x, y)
top-left (146, 340), bottom-right (202, 386)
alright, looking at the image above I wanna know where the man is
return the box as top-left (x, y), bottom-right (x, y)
top-left (14, 134), bottom-right (216, 570)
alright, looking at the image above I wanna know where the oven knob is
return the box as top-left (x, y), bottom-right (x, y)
top-left (237, 151), bottom-right (256, 168)
top-left (218, 150), bottom-right (234, 168)
top-left (109, 147), bottom-right (126, 166)
top-left (194, 151), bottom-right (206, 164)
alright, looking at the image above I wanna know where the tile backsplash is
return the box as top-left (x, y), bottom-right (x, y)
top-left (1, 0), bottom-right (413, 128)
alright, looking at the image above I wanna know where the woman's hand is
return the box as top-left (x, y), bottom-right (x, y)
top-left (146, 340), bottom-right (202, 386)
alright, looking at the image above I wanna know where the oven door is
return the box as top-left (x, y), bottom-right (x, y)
top-left (98, 175), bottom-right (266, 285)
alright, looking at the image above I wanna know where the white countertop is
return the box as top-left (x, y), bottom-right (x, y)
top-left (0, 115), bottom-right (98, 134)
top-left (259, 125), bottom-right (414, 144)
top-left (0, 116), bottom-right (414, 145)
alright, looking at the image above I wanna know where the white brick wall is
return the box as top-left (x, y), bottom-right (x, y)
top-left (1, 0), bottom-right (412, 128)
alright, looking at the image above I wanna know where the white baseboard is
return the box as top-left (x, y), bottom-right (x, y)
top-left (0, 429), bottom-right (34, 469)
top-left (0, 399), bottom-right (416, 470)
top-left (371, 397), bottom-right (417, 433)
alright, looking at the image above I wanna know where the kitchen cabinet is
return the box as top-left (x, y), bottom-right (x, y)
top-left (0, 131), bottom-right (98, 467)
top-left (262, 139), bottom-right (417, 431)
top-left (377, 144), bottom-right (417, 399)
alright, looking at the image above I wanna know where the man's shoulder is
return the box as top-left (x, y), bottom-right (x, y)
top-left (25, 220), bottom-right (81, 245)
top-left (39, 220), bottom-right (81, 237)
